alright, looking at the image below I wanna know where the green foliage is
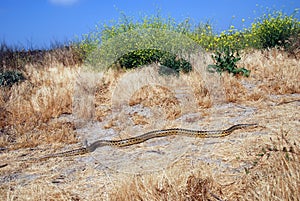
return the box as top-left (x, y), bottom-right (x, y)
top-left (82, 12), bottom-right (197, 72)
top-left (99, 12), bottom-right (191, 43)
top-left (71, 34), bottom-right (100, 63)
top-left (190, 22), bottom-right (257, 51)
top-left (118, 49), bottom-right (163, 69)
top-left (118, 49), bottom-right (192, 74)
top-left (160, 52), bottom-right (192, 74)
top-left (190, 9), bottom-right (300, 51)
top-left (208, 47), bottom-right (250, 77)
top-left (250, 10), bottom-right (300, 49)
top-left (0, 70), bottom-right (25, 87)
top-left (76, 8), bottom-right (299, 74)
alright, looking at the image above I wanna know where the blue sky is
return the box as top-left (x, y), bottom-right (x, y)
top-left (1, 0), bottom-right (299, 49)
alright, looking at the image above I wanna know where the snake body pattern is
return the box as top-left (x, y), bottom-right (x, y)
top-left (35, 123), bottom-right (257, 161)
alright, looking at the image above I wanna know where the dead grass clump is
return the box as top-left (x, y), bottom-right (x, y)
top-left (0, 93), bottom-right (9, 129)
top-left (2, 181), bottom-right (81, 201)
top-left (184, 175), bottom-right (221, 201)
top-left (131, 113), bottom-right (149, 125)
top-left (244, 90), bottom-right (266, 102)
top-left (285, 33), bottom-right (300, 59)
top-left (234, 149), bottom-right (300, 200)
top-left (90, 69), bottom-right (124, 122)
top-left (45, 45), bottom-right (84, 67)
top-left (129, 85), bottom-right (181, 119)
top-left (229, 131), bottom-right (300, 200)
top-left (110, 168), bottom-right (223, 201)
top-left (183, 71), bottom-right (212, 108)
top-left (8, 121), bottom-right (77, 150)
top-left (242, 48), bottom-right (300, 94)
top-left (94, 79), bottom-right (113, 122)
top-left (222, 73), bottom-right (247, 102)
top-left (95, 80), bottom-right (111, 105)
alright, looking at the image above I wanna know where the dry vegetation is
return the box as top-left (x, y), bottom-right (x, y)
top-left (110, 144), bottom-right (300, 200)
top-left (0, 48), bottom-right (299, 200)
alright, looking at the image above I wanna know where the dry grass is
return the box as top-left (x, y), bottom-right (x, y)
top-left (0, 63), bottom-right (78, 148)
top-left (0, 48), bottom-right (299, 200)
top-left (110, 128), bottom-right (300, 200)
top-left (110, 166), bottom-right (219, 200)
top-left (0, 44), bottom-right (83, 71)
top-left (129, 85), bottom-right (181, 120)
top-left (240, 147), bottom-right (300, 200)
top-left (244, 49), bottom-right (299, 94)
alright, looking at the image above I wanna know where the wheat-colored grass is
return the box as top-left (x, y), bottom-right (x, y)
top-left (0, 63), bottom-right (78, 148)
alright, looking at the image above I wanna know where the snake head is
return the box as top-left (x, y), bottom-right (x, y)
top-left (83, 139), bottom-right (89, 148)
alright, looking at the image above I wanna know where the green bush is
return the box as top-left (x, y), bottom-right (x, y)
top-left (0, 70), bottom-right (25, 87)
top-left (251, 10), bottom-right (300, 49)
top-left (160, 52), bottom-right (192, 74)
top-left (71, 35), bottom-right (99, 63)
top-left (117, 49), bottom-right (192, 74)
top-left (80, 12), bottom-right (198, 72)
top-left (208, 46), bottom-right (250, 77)
top-left (118, 49), bottom-right (163, 69)
top-left (190, 10), bottom-right (300, 51)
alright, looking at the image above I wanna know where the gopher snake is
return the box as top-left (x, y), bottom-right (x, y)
top-left (33, 123), bottom-right (257, 161)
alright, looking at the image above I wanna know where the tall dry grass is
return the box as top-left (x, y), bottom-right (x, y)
top-left (216, 48), bottom-right (299, 103)
top-left (249, 49), bottom-right (299, 93)
top-left (0, 64), bottom-right (78, 148)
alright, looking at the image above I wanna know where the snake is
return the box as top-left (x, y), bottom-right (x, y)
top-left (33, 123), bottom-right (257, 161)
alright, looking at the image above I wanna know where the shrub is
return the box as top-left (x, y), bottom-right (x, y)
top-left (251, 10), bottom-right (300, 49)
top-left (190, 10), bottom-right (300, 52)
top-left (189, 21), bottom-right (215, 51)
top-left (118, 49), bottom-right (192, 74)
top-left (118, 49), bottom-right (163, 69)
top-left (160, 52), bottom-right (192, 74)
top-left (208, 46), bottom-right (250, 77)
top-left (71, 35), bottom-right (99, 63)
top-left (80, 12), bottom-right (197, 72)
top-left (0, 70), bottom-right (25, 87)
